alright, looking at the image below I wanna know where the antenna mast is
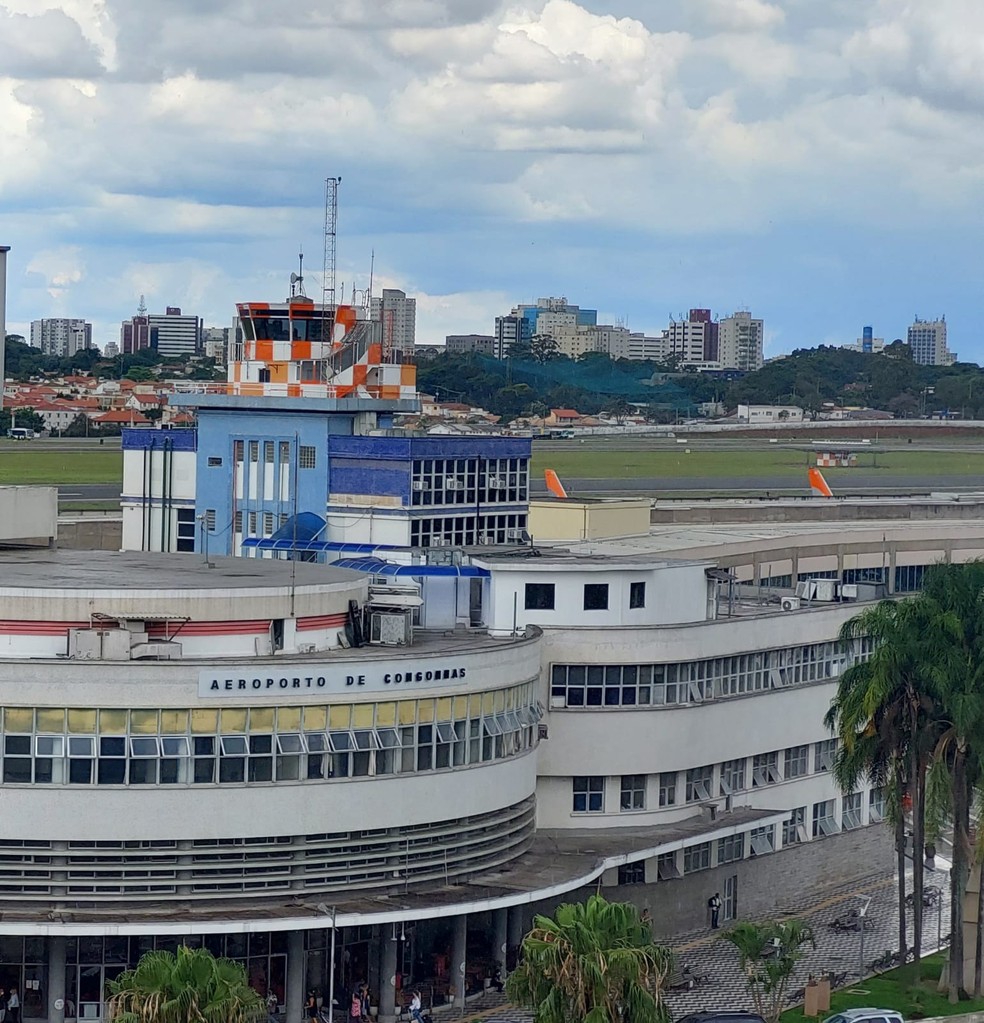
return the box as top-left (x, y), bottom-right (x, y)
top-left (322, 176), bottom-right (341, 313)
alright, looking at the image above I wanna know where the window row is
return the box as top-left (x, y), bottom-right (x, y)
top-left (411, 458), bottom-right (529, 507)
top-left (0, 686), bottom-right (536, 735)
top-left (783, 791), bottom-right (882, 845)
top-left (1, 716), bottom-right (540, 787)
top-left (526, 581), bottom-right (646, 612)
top-left (410, 513), bottom-right (528, 548)
top-left (617, 827), bottom-right (778, 885)
top-left (575, 743), bottom-right (843, 814)
top-left (550, 640), bottom-right (869, 708)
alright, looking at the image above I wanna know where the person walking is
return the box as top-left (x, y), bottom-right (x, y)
top-left (409, 990), bottom-right (423, 1023)
top-left (708, 892), bottom-right (722, 929)
top-left (305, 991), bottom-right (319, 1023)
top-left (10, 988), bottom-right (22, 1023)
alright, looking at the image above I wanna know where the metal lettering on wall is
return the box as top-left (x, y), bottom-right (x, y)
top-left (198, 665), bottom-right (469, 698)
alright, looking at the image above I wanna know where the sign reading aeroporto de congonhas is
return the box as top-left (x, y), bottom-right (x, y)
top-left (198, 664), bottom-right (469, 698)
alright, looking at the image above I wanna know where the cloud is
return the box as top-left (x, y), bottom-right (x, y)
top-left (25, 246), bottom-right (86, 301)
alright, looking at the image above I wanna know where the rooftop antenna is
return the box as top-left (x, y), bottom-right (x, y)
top-left (137, 294), bottom-right (147, 317)
top-left (322, 176), bottom-right (341, 312)
top-left (290, 250), bottom-right (306, 299)
top-left (368, 248), bottom-right (375, 307)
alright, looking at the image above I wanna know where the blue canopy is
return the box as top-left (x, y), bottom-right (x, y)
top-left (332, 557), bottom-right (489, 578)
top-left (241, 538), bottom-right (409, 554)
top-left (268, 512), bottom-right (327, 544)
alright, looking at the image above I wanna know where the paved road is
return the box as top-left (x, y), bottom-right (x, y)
top-left (57, 484), bottom-right (121, 502)
top-left (530, 473), bottom-right (984, 497)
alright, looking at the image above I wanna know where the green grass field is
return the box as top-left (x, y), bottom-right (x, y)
top-left (782, 954), bottom-right (982, 1021)
top-left (531, 447), bottom-right (984, 480)
top-left (0, 448), bottom-right (122, 485)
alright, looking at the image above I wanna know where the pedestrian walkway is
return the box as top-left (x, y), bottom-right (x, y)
top-left (467, 863), bottom-right (950, 1023)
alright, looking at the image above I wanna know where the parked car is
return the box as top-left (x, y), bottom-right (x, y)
top-left (823, 1009), bottom-right (904, 1023)
top-left (677, 1013), bottom-right (767, 1023)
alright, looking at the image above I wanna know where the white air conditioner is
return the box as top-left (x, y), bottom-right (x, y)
top-left (430, 537), bottom-right (449, 547)
top-left (477, 534), bottom-right (493, 545)
top-left (369, 610), bottom-right (412, 646)
top-left (780, 596), bottom-right (801, 612)
top-left (411, 480), bottom-right (426, 491)
top-left (506, 528), bottom-right (525, 541)
top-left (487, 476), bottom-right (505, 489)
top-left (444, 478), bottom-right (464, 490)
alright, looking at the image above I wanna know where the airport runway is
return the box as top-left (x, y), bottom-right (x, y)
top-left (529, 473), bottom-right (984, 497)
top-left (58, 484), bottom-right (122, 502)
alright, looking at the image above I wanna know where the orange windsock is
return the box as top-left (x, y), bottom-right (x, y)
top-left (808, 467), bottom-right (833, 498)
top-left (544, 469), bottom-right (568, 499)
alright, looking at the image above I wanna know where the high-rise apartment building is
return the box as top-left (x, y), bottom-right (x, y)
top-left (665, 309), bottom-right (718, 365)
top-left (718, 311), bottom-right (764, 371)
top-left (907, 317), bottom-right (955, 366)
top-left (120, 315), bottom-right (153, 354)
top-left (201, 326), bottom-right (230, 364)
top-left (842, 326), bottom-right (886, 355)
top-left (149, 307), bottom-right (201, 358)
top-left (493, 314), bottom-right (532, 359)
top-left (370, 289), bottom-right (416, 357)
top-left (505, 297), bottom-right (597, 359)
top-left (29, 318), bottom-right (92, 358)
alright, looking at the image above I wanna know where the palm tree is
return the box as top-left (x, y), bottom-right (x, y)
top-left (826, 597), bottom-right (943, 977)
top-left (918, 562), bottom-right (984, 1001)
top-left (107, 945), bottom-right (265, 1023)
top-left (722, 919), bottom-right (815, 1023)
top-left (506, 894), bottom-right (673, 1023)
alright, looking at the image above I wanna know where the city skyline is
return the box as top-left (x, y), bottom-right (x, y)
top-left (3, 1), bottom-right (984, 357)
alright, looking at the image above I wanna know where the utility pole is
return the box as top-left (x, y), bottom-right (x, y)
top-left (0, 245), bottom-right (10, 414)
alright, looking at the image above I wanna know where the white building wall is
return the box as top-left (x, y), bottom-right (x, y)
top-left (481, 562), bottom-right (711, 636)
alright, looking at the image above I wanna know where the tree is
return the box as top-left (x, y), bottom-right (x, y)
top-left (506, 895), bottom-right (673, 1023)
top-left (107, 945), bottom-right (265, 1023)
top-left (827, 598), bottom-right (948, 980)
top-left (603, 397), bottom-right (634, 426)
top-left (722, 920), bottom-right (815, 1023)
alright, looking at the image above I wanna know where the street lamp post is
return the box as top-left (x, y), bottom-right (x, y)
top-left (858, 896), bottom-right (872, 978)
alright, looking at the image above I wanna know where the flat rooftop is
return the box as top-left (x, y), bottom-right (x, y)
top-left (0, 549), bottom-right (362, 591)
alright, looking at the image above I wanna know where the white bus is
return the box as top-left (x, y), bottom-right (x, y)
top-left (7, 428), bottom-right (34, 440)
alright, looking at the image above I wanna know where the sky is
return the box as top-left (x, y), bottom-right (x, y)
top-left (3, 0), bottom-right (984, 361)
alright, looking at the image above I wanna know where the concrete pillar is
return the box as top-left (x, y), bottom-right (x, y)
top-left (507, 905), bottom-right (524, 962)
top-left (287, 931), bottom-right (305, 1023)
top-left (368, 927), bottom-right (381, 1000)
top-left (378, 928), bottom-right (398, 1023)
top-left (452, 915), bottom-right (467, 1008)
top-left (888, 543), bottom-right (898, 595)
top-left (493, 909), bottom-right (508, 975)
top-left (47, 936), bottom-right (66, 1023)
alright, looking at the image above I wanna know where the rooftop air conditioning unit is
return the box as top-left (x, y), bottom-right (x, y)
top-left (369, 610), bottom-right (412, 647)
top-left (780, 596), bottom-right (801, 612)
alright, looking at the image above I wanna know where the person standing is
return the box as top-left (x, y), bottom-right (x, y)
top-left (708, 892), bottom-right (722, 929)
top-left (305, 991), bottom-right (319, 1023)
top-left (409, 990), bottom-right (423, 1023)
top-left (9, 987), bottom-right (21, 1023)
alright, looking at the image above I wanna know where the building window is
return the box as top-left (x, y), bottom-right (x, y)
top-left (720, 758), bottom-right (746, 795)
top-left (683, 842), bottom-right (712, 874)
top-left (784, 744), bottom-right (809, 779)
top-left (572, 776), bottom-right (604, 813)
top-left (752, 751), bottom-right (780, 787)
top-left (718, 833), bottom-right (744, 865)
top-left (279, 441), bottom-right (290, 464)
top-left (249, 441), bottom-right (259, 463)
top-left (749, 825), bottom-right (775, 856)
top-left (618, 862), bottom-right (645, 885)
top-left (263, 513), bottom-right (275, 534)
top-left (783, 807), bottom-right (807, 845)
top-left (620, 774), bottom-right (646, 811)
top-left (814, 739), bottom-right (837, 772)
top-left (264, 441), bottom-right (275, 463)
top-left (233, 440), bottom-right (244, 461)
top-left (869, 787), bottom-right (886, 822)
top-left (299, 445), bottom-right (317, 469)
top-left (812, 800), bottom-right (838, 838)
top-left (842, 792), bottom-right (863, 830)
top-left (207, 456), bottom-right (222, 467)
top-left (234, 511), bottom-right (243, 533)
top-left (657, 852), bottom-right (681, 880)
top-left (685, 764), bottom-right (713, 803)
top-left (583, 584), bottom-right (609, 611)
top-left (525, 583), bottom-right (555, 611)
top-left (204, 509), bottom-right (216, 531)
top-left (629, 581), bottom-right (646, 609)
top-left (175, 508), bottom-right (196, 553)
top-left (659, 772), bottom-right (676, 806)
